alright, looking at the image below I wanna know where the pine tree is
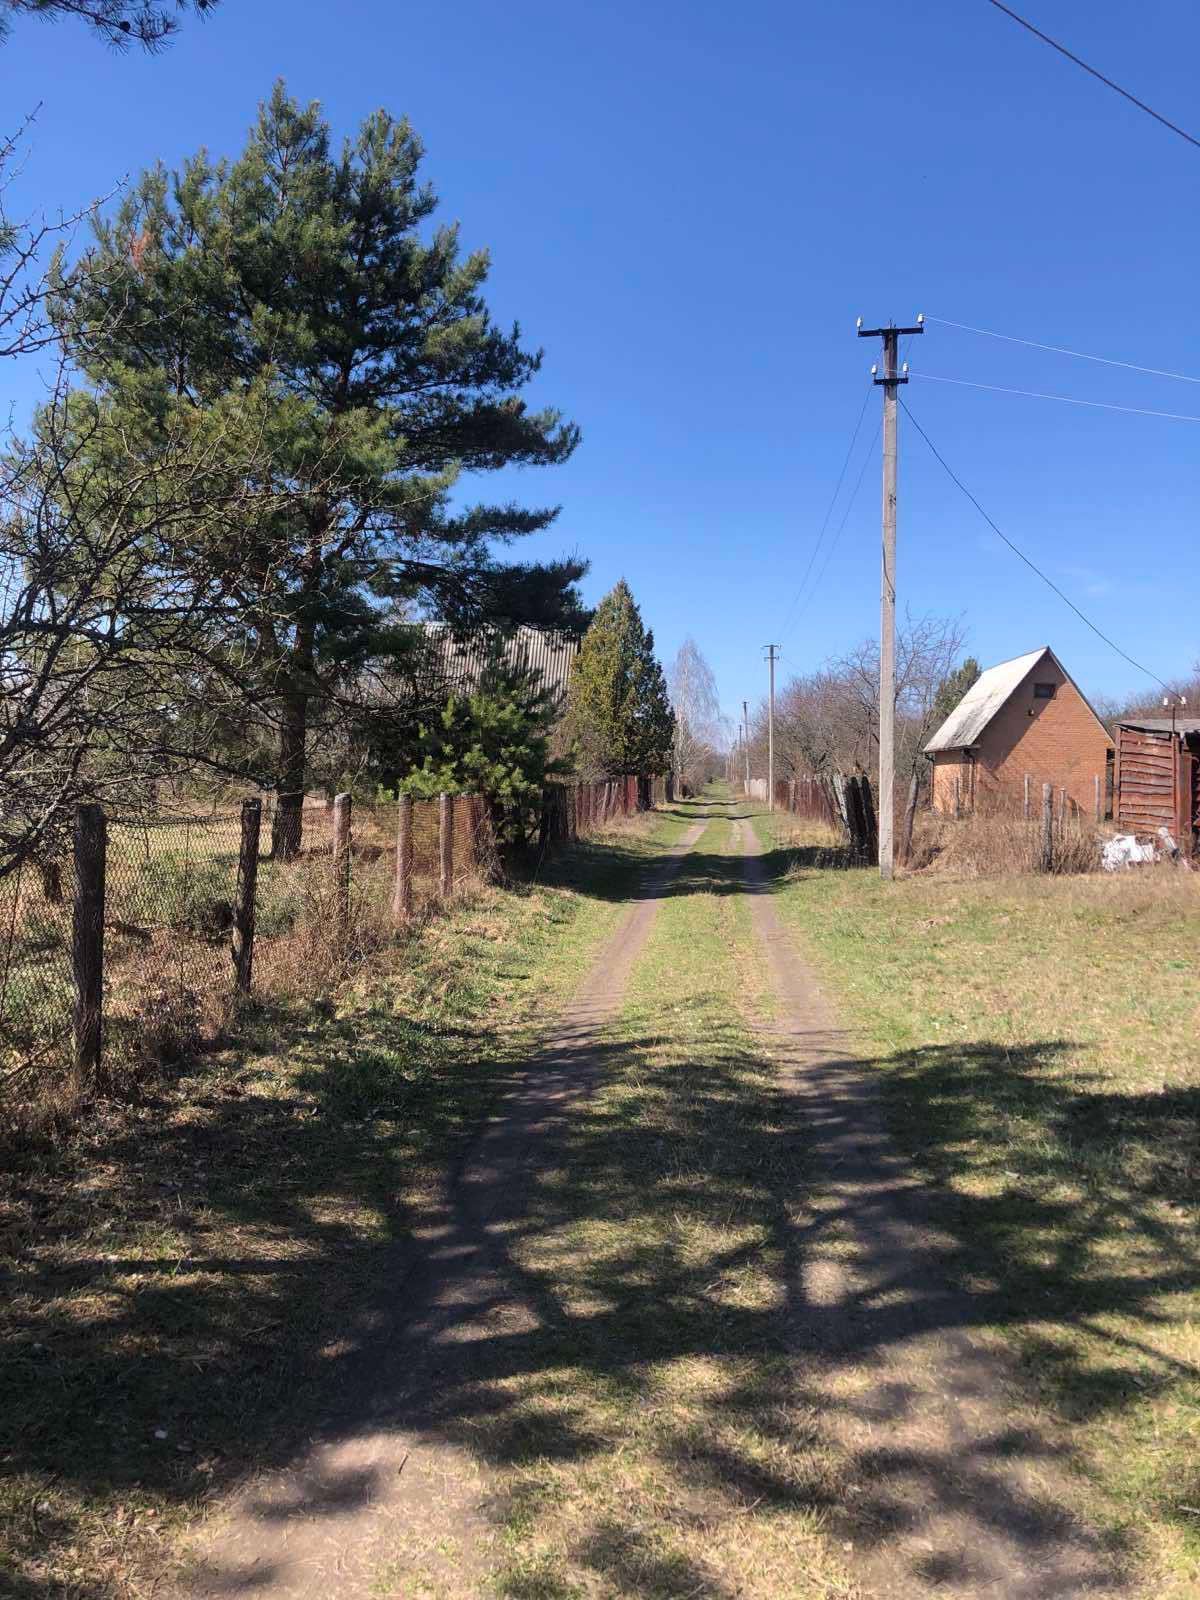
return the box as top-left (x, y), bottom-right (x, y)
top-left (933, 656), bottom-right (981, 727)
top-left (57, 83), bottom-right (583, 854)
top-left (565, 580), bottom-right (674, 776)
top-left (400, 645), bottom-right (562, 849)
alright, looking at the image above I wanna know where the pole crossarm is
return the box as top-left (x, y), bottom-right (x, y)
top-left (857, 324), bottom-right (925, 340)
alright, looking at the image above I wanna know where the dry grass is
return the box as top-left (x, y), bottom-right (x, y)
top-left (908, 808), bottom-right (1109, 875)
top-left (0, 801), bottom-right (492, 1145)
top-left (758, 812), bottom-right (1200, 1595)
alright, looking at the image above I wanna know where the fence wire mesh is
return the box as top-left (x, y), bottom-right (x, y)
top-left (0, 777), bottom-right (663, 1092)
top-left (0, 850), bottom-right (77, 1082)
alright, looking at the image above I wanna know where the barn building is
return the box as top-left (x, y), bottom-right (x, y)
top-left (925, 646), bottom-right (1113, 817)
top-left (1114, 718), bottom-right (1200, 854)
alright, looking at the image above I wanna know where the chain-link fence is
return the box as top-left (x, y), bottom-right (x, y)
top-left (1, 777), bottom-right (662, 1098)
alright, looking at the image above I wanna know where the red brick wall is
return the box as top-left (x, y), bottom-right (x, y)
top-left (932, 659), bottom-right (1111, 815)
top-left (931, 750), bottom-right (973, 813)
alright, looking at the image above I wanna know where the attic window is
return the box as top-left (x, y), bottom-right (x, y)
top-left (1033, 682), bottom-right (1056, 700)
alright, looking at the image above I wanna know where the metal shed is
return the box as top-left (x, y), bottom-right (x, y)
top-left (1114, 718), bottom-right (1200, 853)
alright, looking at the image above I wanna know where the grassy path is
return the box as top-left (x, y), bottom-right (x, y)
top-left (484, 802), bottom-right (858, 1599)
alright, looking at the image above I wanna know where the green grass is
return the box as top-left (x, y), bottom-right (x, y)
top-left (754, 809), bottom-right (1200, 1595)
top-left (0, 806), bottom-right (689, 1600)
top-left (451, 806), bottom-right (860, 1600)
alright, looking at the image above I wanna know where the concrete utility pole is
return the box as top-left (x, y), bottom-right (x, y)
top-left (742, 700), bottom-right (751, 793)
top-left (763, 645), bottom-right (779, 810)
top-left (857, 314), bottom-right (924, 879)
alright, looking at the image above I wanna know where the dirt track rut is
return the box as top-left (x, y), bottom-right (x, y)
top-left (178, 815), bottom-right (709, 1599)
top-left (737, 814), bottom-right (1127, 1599)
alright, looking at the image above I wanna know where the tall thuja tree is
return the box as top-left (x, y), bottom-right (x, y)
top-left (58, 84), bottom-right (583, 854)
top-left (566, 580), bottom-right (673, 776)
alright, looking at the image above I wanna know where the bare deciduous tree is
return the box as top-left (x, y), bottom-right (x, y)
top-left (669, 638), bottom-right (721, 794)
top-left (750, 614), bottom-right (970, 850)
top-left (0, 371), bottom-right (327, 881)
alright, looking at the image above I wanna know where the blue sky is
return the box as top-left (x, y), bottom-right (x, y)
top-left (3, 0), bottom-right (1197, 727)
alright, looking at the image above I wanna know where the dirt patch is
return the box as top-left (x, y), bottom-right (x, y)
top-left (174, 818), bottom-right (709, 1598)
top-left (738, 818), bottom-right (1132, 1598)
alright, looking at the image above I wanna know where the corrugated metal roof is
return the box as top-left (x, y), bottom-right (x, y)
top-left (925, 648), bottom-right (1050, 752)
top-left (418, 623), bottom-right (580, 705)
top-left (1118, 717), bottom-right (1200, 735)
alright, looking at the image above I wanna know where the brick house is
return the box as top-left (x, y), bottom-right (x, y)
top-left (925, 647), bottom-right (1113, 816)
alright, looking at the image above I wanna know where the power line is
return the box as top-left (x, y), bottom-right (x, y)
top-left (984, 0), bottom-right (1200, 154)
top-left (789, 419), bottom-right (881, 633)
top-left (914, 371), bottom-right (1200, 424)
top-left (900, 396), bottom-right (1170, 690)
top-left (779, 387), bottom-right (871, 636)
top-left (926, 315), bottom-right (1200, 386)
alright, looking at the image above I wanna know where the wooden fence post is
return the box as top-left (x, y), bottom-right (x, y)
top-left (393, 794), bottom-right (413, 925)
top-left (952, 775), bottom-right (961, 821)
top-left (233, 798), bottom-right (261, 993)
top-left (1094, 774), bottom-right (1102, 822)
top-left (72, 803), bottom-right (106, 1091)
top-left (332, 792), bottom-right (352, 930)
top-left (1024, 774), bottom-right (1031, 820)
top-left (1041, 781), bottom-right (1054, 872)
top-left (439, 792), bottom-right (453, 899)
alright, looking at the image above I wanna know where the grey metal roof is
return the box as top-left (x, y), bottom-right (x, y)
top-left (418, 623), bottom-right (580, 705)
top-left (925, 648), bottom-right (1050, 752)
top-left (1118, 717), bottom-right (1200, 735)
top-left (925, 645), bottom-right (1113, 753)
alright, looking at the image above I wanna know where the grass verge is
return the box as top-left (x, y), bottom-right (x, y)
top-left (755, 809), bottom-right (1200, 1596)
top-left (0, 807), bottom-right (688, 1600)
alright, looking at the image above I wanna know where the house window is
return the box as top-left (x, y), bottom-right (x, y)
top-left (1033, 682), bottom-right (1056, 700)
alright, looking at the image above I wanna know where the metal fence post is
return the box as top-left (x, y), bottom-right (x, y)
top-left (332, 792), bottom-right (352, 929)
top-left (233, 798), bottom-right (261, 993)
top-left (1041, 781), bottom-right (1054, 872)
top-left (72, 803), bottom-right (106, 1091)
top-left (439, 792), bottom-right (453, 899)
top-left (393, 794), bottom-right (413, 925)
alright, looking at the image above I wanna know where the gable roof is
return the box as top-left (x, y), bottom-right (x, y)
top-left (925, 646), bottom-right (1111, 753)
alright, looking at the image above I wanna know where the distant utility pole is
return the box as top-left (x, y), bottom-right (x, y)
top-left (763, 645), bottom-right (779, 810)
top-left (856, 313), bottom-right (924, 879)
top-left (742, 699), bottom-right (751, 793)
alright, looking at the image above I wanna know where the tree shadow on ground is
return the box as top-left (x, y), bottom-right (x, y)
top-left (4, 812), bottom-right (1197, 1596)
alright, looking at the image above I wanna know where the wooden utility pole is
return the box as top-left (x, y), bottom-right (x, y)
top-left (857, 314), bottom-right (924, 879)
top-left (763, 645), bottom-right (779, 810)
top-left (742, 700), bottom-right (751, 793)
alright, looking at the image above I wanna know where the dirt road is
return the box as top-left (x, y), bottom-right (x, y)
top-left (178, 798), bottom-right (1129, 1599)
